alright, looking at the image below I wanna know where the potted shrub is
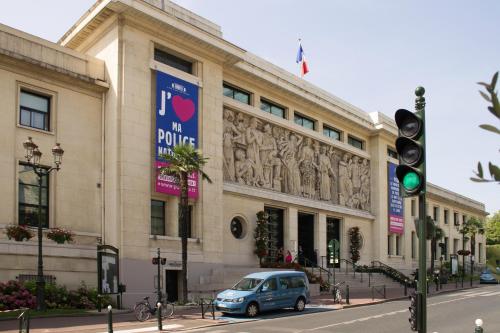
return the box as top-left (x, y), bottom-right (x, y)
top-left (4, 225), bottom-right (34, 242)
top-left (46, 228), bottom-right (74, 244)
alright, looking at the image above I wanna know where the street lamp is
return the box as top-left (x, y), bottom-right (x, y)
top-left (455, 224), bottom-right (465, 288)
top-left (22, 137), bottom-right (64, 311)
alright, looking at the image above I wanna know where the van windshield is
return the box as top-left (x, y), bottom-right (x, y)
top-left (231, 278), bottom-right (263, 291)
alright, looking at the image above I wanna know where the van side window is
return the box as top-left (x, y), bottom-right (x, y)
top-left (289, 276), bottom-right (305, 288)
top-left (278, 277), bottom-right (289, 289)
top-left (262, 278), bottom-right (277, 291)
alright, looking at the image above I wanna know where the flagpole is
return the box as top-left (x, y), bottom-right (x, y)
top-left (298, 38), bottom-right (302, 78)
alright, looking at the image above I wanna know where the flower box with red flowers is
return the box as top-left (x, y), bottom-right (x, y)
top-left (4, 225), bottom-right (34, 242)
top-left (46, 228), bottom-right (74, 244)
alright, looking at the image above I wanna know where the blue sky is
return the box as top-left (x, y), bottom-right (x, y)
top-left (1, 0), bottom-right (498, 214)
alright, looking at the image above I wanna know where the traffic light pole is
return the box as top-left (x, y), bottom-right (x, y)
top-left (415, 87), bottom-right (427, 333)
top-left (417, 193), bottom-right (427, 333)
top-left (157, 248), bottom-right (162, 304)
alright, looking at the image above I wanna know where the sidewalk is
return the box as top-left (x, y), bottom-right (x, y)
top-left (310, 279), bottom-right (482, 308)
top-left (0, 281), bottom-right (482, 333)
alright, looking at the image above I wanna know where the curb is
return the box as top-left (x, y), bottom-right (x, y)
top-left (0, 309), bottom-right (133, 322)
top-left (339, 284), bottom-right (481, 309)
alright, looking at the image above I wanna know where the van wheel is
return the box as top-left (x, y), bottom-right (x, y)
top-left (294, 297), bottom-right (306, 312)
top-left (246, 302), bottom-right (259, 317)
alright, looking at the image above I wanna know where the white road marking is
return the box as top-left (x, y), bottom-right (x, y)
top-left (98, 324), bottom-right (183, 333)
top-left (479, 291), bottom-right (500, 296)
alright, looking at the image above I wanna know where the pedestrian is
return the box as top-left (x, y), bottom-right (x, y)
top-left (298, 246), bottom-right (304, 265)
top-left (285, 250), bottom-right (293, 264)
top-left (276, 247), bottom-right (284, 263)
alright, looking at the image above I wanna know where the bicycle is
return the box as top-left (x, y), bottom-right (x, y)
top-left (332, 281), bottom-right (345, 304)
top-left (133, 296), bottom-right (174, 321)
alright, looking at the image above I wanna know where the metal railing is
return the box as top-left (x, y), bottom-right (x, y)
top-left (370, 261), bottom-right (411, 285)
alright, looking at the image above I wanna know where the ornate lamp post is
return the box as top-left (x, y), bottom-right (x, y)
top-left (22, 137), bottom-right (64, 311)
top-left (455, 224), bottom-right (465, 288)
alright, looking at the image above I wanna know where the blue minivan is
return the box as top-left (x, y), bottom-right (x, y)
top-left (215, 271), bottom-right (310, 317)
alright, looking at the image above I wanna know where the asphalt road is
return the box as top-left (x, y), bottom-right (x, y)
top-left (187, 285), bottom-right (500, 333)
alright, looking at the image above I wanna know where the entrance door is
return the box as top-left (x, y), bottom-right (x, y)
top-left (327, 218), bottom-right (341, 268)
top-left (165, 270), bottom-right (178, 302)
top-left (265, 207), bottom-right (284, 262)
top-left (298, 213), bottom-right (315, 265)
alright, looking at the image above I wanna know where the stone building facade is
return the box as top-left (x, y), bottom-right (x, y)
top-left (0, 0), bottom-right (487, 305)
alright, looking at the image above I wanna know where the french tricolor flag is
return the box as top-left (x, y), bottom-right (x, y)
top-left (296, 40), bottom-right (309, 77)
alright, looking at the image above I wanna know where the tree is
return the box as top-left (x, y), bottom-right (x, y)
top-left (348, 227), bottom-right (362, 265)
top-left (462, 217), bottom-right (485, 278)
top-left (254, 211), bottom-right (269, 266)
top-left (159, 144), bottom-right (212, 303)
top-left (471, 71), bottom-right (500, 183)
top-left (486, 211), bottom-right (500, 245)
top-left (429, 223), bottom-right (444, 274)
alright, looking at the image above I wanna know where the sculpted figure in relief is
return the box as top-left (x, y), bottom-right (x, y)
top-left (351, 155), bottom-right (361, 195)
top-left (329, 147), bottom-right (341, 204)
top-left (338, 153), bottom-right (353, 206)
top-left (299, 137), bottom-right (317, 198)
top-left (223, 110), bottom-right (240, 181)
top-left (319, 145), bottom-right (335, 201)
top-left (234, 149), bottom-right (254, 185)
top-left (360, 158), bottom-right (371, 210)
top-left (280, 133), bottom-right (302, 196)
top-left (246, 117), bottom-right (264, 185)
top-left (260, 124), bottom-right (281, 189)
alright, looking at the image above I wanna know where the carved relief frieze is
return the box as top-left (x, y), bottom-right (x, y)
top-left (223, 108), bottom-right (371, 211)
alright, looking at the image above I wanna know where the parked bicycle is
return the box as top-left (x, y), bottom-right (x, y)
top-left (332, 281), bottom-right (345, 304)
top-left (134, 296), bottom-right (174, 321)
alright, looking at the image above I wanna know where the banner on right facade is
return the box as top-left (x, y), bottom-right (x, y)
top-left (388, 162), bottom-right (404, 234)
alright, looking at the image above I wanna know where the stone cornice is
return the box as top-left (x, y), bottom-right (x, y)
top-left (223, 182), bottom-right (375, 221)
top-left (427, 183), bottom-right (487, 216)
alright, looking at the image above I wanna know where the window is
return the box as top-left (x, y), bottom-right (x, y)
top-left (20, 90), bottom-right (50, 131)
top-left (278, 277), bottom-right (289, 289)
top-left (433, 206), bottom-right (439, 223)
top-left (261, 278), bottom-right (277, 291)
top-left (387, 148), bottom-right (398, 159)
top-left (462, 214), bottom-right (467, 225)
top-left (19, 164), bottom-right (48, 228)
top-left (260, 99), bottom-right (285, 118)
top-left (289, 276), bottom-right (306, 288)
top-left (154, 48), bottom-right (193, 74)
top-left (411, 199), bottom-right (416, 217)
top-left (454, 212), bottom-right (459, 226)
top-left (444, 209), bottom-right (449, 225)
top-left (223, 83), bottom-right (250, 105)
top-left (178, 205), bottom-right (193, 238)
top-left (323, 125), bottom-right (342, 141)
top-left (294, 113), bottom-right (315, 130)
top-left (151, 200), bottom-right (165, 236)
top-left (230, 217), bottom-right (245, 239)
top-left (395, 235), bottom-right (401, 256)
top-left (411, 232), bottom-right (416, 259)
top-left (453, 238), bottom-right (459, 254)
top-left (348, 135), bottom-right (364, 150)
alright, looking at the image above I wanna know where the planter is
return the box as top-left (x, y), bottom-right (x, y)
top-left (4, 225), bottom-right (34, 242)
top-left (46, 228), bottom-right (74, 244)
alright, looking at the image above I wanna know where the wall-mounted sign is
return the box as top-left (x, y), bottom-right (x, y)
top-left (388, 162), bottom-right (404, 234)
top-left (155, 71), bottom-right (199, 198)
top-left (97, 245), bottom-right (119, 294)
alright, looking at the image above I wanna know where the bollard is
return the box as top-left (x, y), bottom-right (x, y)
top-left (107, 305), bottom-right (113, 333)
top-left (371, 286), bottom-right (374, 300)
top-left (383, 285), bottom-right (386, 299)
top-left (455, 276), bottom-right (458, 289)
top-left (18, 309), bottom-right (30, 333)
top-left (97, 295), bottom-right (102, 313)
top-left (346, 285), bottom-right (350, 304)
top-left (404, 280), bottom-right (408, 296)
top-left (368, 271), bottom-right (371, 287)
top-left (475, 318), bottom-right (483, 333)
top-left (157, 302), bottom-right (162, 331)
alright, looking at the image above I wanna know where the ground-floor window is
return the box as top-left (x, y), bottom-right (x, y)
top-left (264, 206), bottom-right (284, 262)
top-left (326, 217), bottom-right (341, 268)
top-left (478, 243), bottom-right (483, 262)
top-left (411, 232), bottom-right (416, 259)
top-left (387, 234), bottom-right (392, 255)
top-left (453, 238), bottom-right (459, 254)
top-left (151, 200), bottom-right (165, 235)
top-left (19, 163), bottom-right (49, 228)
top-left (395, 235), bottom-right (401, 256)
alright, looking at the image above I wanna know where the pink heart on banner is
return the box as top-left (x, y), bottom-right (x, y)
top-left (172, 95), bottom-right (195, 122)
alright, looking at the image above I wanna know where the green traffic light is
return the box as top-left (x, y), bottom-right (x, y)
top-left (403, 171), bottom-right (420, 191)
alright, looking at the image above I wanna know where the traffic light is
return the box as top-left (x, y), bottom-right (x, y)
top-left (394, 87), bottom-right (426, 197)
top-left (409, 291), bottom-right (418, 331)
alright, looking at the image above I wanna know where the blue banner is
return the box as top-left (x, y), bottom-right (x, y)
top-left (155, 71), bottom-right (199, 197)
top-left (388, 162), bottom-right (404, 234)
